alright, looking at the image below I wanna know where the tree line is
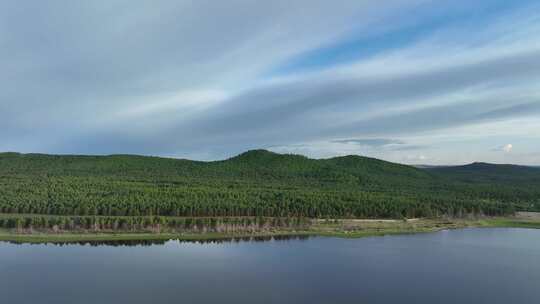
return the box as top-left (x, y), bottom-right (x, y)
top-left (0, 215), bottom-right (310, 233)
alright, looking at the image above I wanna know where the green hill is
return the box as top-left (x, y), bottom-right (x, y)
top-left (427, 162), bottom-right (540, 183)
top-left (0, 150), bottom-right (538, 219)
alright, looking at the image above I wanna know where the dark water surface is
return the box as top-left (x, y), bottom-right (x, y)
top-left (1, 228), bottom-right (539, 304)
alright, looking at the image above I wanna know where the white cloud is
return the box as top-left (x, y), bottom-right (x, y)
top-left (503, 144), bottom-right (513, 153)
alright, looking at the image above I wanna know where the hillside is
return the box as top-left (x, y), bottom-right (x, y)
top-left (0, 150), bottom-right (539, 220)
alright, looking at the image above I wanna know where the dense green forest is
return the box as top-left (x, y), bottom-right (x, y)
top-left (0, 150), bottom-right (538, 221)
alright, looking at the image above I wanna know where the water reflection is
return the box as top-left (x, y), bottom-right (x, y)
top-left (2, 234), bottom-right (311, 247)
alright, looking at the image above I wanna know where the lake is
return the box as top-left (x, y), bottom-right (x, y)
top-left (1, 228), bottom-right (539, 304)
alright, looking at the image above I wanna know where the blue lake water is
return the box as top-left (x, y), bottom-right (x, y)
top-left (1, 228), bottom-right (539, 304)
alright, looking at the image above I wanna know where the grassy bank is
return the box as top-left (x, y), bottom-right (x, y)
top-left (1, 213), bottom-right (539, 244)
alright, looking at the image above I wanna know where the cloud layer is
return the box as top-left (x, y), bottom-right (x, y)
top-left (1, 0), bottom-right (539, 165)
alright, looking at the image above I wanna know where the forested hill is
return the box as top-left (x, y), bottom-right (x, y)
top-left (0, 150), bottom-right (538, 219)
top-left (427, 162), bottom-right (540, 183)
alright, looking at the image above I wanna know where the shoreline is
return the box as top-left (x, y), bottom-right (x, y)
top-left (1, 215), bottom-right (539, 244)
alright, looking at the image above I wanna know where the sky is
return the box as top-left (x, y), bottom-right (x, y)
top-left (1, 0), bottom-right (540, 165)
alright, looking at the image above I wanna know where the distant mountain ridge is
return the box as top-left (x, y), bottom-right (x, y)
top-left (426, 161), bottom-right (540, 183)
top-left (2, 150), bottom-right (537, 169)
